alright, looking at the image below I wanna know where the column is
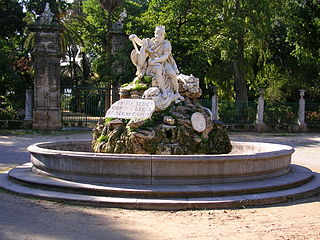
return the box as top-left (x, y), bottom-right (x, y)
top-left (298, 89), bottom-right (307, 131)
top-left (211, 86), bottom-right (219, 120)
top-left (255, 88), bottom-right (267, 132)
top-left (110, 85), bottom-right (120, 104)
top-left (24, 89), bottom-right (33, 121)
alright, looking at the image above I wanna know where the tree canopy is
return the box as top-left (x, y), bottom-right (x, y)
top-left (0, 0), bottom-right (319, 119)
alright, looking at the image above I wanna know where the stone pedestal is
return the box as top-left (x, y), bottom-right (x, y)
top-left (23, 89), bottom-right (33, 128)
top-left (24, 89), bottom-right (33, 120)
top-left (297, 89), bottom-right (307, 132)
top-left (110, 30), bottom-right (128, 55)
top-left (255, 88), bottom-right (267, 132)
top-left (29, 25), bottom-right (65, 130)
top-left (211, 86), bottom-right (219, 120)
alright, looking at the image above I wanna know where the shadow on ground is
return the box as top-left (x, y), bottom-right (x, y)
top-left (0, 188), bottom-right (152, 240)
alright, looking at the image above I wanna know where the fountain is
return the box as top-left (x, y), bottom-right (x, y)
top-left (0, 26), bottom-right (319, 210)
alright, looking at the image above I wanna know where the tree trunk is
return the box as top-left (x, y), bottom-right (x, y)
top-left (233, 0), bottom-right (248, 105)
top-left (233, 36), bottom-right (248, 104)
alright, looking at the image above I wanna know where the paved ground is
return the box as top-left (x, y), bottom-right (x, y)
top-left (0, 130), bottom-right (319, 240)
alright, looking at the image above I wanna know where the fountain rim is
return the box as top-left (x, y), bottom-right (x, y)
top-left (27, 140), bottom-right (294, 184)
top-left (27, 140), bottom-right (294, 160)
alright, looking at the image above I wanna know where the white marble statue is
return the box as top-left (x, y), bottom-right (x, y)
top-left (129, 26), bottom-right (184, 110)
top-left (129, 26), bottom-right (181, 98)
top-left (142, 87), bottom-right (181, 111)
top-left (177, 73), bottom-right (202, 98)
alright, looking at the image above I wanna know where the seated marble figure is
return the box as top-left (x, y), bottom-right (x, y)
top-left (129, 26), bottom-right (184, 110)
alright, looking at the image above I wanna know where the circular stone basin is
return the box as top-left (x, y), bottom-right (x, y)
top-left (28, 141), bottom-right (294, 185)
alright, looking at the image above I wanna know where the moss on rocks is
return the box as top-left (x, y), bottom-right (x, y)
top-left (92, 100), bottom-right (232, 154)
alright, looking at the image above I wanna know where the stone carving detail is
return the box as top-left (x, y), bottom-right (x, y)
top-left (39, 3), bottom-right (55, 25)
top-left (177, 74), bottom-right (202, 99)
top-left (119, 26), bottom-right (202, 107)
top-left (191, 112), bottom-right (206, 132)
top-left (142, 87), bottom-right (182, 111)
top-left (111, 9), bottom-right (127, 30)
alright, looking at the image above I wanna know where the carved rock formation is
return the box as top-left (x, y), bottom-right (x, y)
top-left (92, 99), bottom-right (232, 155)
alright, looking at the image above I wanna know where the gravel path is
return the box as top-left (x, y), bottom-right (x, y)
top-left (0, 130), bottom-right (319, 240)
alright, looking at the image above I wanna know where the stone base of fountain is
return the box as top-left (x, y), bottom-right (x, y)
top-left (0, 141), bottom-right (319, 210)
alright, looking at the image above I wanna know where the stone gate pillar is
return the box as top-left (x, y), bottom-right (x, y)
top-left (29, 5), bottom-right (65, 130)
top-left (107, 10), bottom-right (128, 106)
top-left (108, 30), bottom-right (127, 105)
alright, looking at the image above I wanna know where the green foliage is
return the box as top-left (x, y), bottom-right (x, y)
top-left (130, 83), bottom-right (147, 91)
top-left (306, 111), bottom-right (320, 125)
top-left (104, 118), bottom-right (114, 124)
top-left (264, 102), bottom-right (297, 125)
top-left (142, 75), bottom-right (152, 83)
top-left (0, 1), bottom-right (33, 119)
top-left (124, 0), bottom-right (320, 103)
top-left (1, 0), bottom-right (320, 117)
top-left (0, 0), bottom-right (26, 38)
top-left (97, 135), bottom-right (107, 142)
top-left (255, 63), bottom-right (293, 101)
top-left (68, 0), bottom-right (131, 85)
top-left (0, 102), bottom-right (17, 120)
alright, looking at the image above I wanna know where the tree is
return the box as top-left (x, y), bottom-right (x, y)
top-left (0, 0), bottom-right (25, 38)
top-left (254, 0), bottom-right (320, 102)
top-left (0, 0), bottom-right (32, 119)
top-left (67, 0), bottom-right (129, 86)
top-left (131, 0), bottom-right (277, 102)
top-left (202, 0), bottom-right (280, 103)
top-left (283, 0), bottom-right (320, 101)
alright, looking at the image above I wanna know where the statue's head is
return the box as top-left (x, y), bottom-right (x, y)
top-left (45, 2), bottom-right (50, 10)
top-left (155, 26), bottom-right (165, 41)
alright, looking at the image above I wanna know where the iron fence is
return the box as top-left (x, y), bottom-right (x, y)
top-left (61, 86), bottom-right (111, 127)
top-left (60, 87), bottom-right (320, 129)
top-left (200, 99), bottom-right (319, 127)
top-left (200, 99), bottom-right (256, 124)
top-left (264, 102), bottom-right (299, 125)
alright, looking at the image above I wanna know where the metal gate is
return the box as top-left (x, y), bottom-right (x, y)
top-left (61, 86), bottom-right (118, 128)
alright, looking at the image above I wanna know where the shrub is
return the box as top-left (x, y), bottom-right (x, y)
top-left (306, 111), bottom-right (320, 125)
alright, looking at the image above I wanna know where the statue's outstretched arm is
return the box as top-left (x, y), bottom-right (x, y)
top-left (129, 34), bottom-right (143, 46)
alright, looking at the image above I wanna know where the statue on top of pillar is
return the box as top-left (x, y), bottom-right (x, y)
top-left (39, 2), bottom-right (55, 25)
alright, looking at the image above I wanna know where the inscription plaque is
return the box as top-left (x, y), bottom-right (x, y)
top-left (105, 99), bottom-right (155, 120)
